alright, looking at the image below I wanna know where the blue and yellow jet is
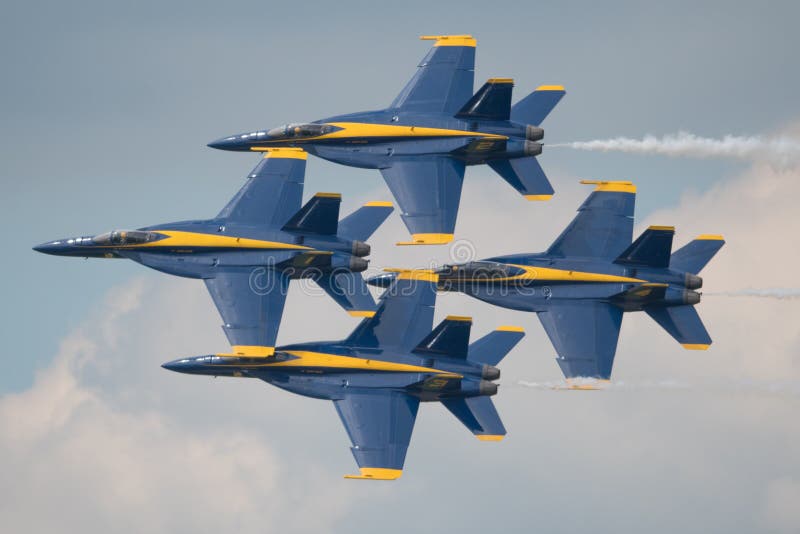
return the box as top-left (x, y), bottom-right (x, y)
top-left (34, 148), bottom-right (393, 357)
top-left (370, 181), bottom-right (725, 385)
top-left (208, 35), bottom-right (565, 245)
top-left (162, 270), bottom-right (525, 479)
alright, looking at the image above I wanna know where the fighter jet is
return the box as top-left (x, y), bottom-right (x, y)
top-left (208, 35), bottom-right (565, 245)
top-left (162, 270), bottom-right (524, 479)
top-left (369, 181), bottom-right (725, 385)
top-left (34, 148), bottom-right (392, 357)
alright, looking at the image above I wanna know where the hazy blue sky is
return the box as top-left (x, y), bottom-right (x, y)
top-left (2, 2), bottom-right (799, 533)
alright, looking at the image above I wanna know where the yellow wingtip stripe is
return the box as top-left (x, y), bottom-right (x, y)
top-left (648, 225), bottom-right (675, 232)
top-left (363, 201), bottom-right (393, 207)
top-left (580, 180), bottom-right (637, 193)
top-left (396, 233), bottom-right (454, 246)
top-left (524, 194), bottom-right (553, 201)
top-left (496, 325), bottom-right (524, 333)
top-left (696, 234), bottom-right (724, 241)
top-left (255, 147), bottom-right (308, 159)
top-left (420, 34), bottom-right (476, 47)
top-left (535, 85), bottom-right (565, 91)
top-left (682, 343), bottom-right (711, 350)
top-left (348, 310), bottom-right (376, 318)
top-left (476, 435), bottom-right (505, 441)
top-left (344, 468), bottom-right (403, 480)
top-left (445, 315), bottom-right (472, 322)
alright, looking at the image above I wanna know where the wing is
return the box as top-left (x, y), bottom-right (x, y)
top-left (546, 181), bottom-right (636, 260)
top-left (216, 149), bottom-right (306, 229)
top-left (380, 157), bottom-right (465, 244)
top-left (204, 268), bottom-right (291, 355)
top-left (537, 302), bottom-right (624, 380)
top-left (345, 271), bottom-right (436, 351)
top-left (389, 35), bottom-right (476, 114)
top-left (336, 391), bottom-right (420, 480)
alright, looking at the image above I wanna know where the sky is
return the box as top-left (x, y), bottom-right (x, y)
top-left (2, 1), bottom-right (799, 533)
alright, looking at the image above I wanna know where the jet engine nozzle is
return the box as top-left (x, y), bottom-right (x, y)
top-left (479, 380), bottom-right (498, 396)
top-left (683, 290), bottom-right (701, 305)
top-left (524, 141), bottom-right (543, 156)
top-left (482, 365), bottom-right (501, 381)
top-left (351, 241), bottom-right (371, 257)
top-left (685, 273), bottom-right (703, 290)
top-left (349, 257), bottom-right (369, 273)
top-left (526, 125), bottom-right (544, 141)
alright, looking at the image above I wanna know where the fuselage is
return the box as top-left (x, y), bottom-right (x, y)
top-left (207, 110), bottom-right (544, 169)
top-left (162, 340), bottom-right (500, 402)
top-left (433, 254), bottom-right (703, 313)
top-left (33, 219), bottom-right (369, 279)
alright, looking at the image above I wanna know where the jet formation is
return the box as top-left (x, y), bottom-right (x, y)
top-left (35, 35), bottom-right (724, 478)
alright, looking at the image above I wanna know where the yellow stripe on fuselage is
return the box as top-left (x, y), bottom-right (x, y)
top-left (119, 231), bottom-right (312, 251)
top-left (212, 350), bottom-right (461, 376)
top-left (456, 264), bottom-right (645, 284)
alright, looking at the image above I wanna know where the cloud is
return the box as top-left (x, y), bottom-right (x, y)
top-left (761, 477), bottom-right (800, 533)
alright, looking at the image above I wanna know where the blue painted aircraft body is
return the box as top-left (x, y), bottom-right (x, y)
top-left (162, 271), bottom-right (525, 479)
top-left (208, 35), bottom-right (565, 245)
top-left (370, 181), bottom-right (725, 384)
top-left (34, 148), bottom-right (393, 357)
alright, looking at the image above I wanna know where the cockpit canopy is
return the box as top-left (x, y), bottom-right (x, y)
top-left (265, 123), bottom-right (336, 140)
top-left (92, 230), bottom-right (160, 246)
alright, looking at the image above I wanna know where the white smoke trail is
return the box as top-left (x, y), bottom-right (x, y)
top-left (550, 131), bottom-right (800, 166)
top-left (705, 288), bottom-right (800, 300)
top-left (513, 379), bottom-right (800, 398)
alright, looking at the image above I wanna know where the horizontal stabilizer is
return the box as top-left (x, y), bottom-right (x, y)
top-left (510, 85), bottom-right (566, 125)
top-left (645, 305), bottom-right (712, 349)
top-left (670, 235), bottom-right (725, 274)
top-left (455, 78), bottom-right (514, 121)
top-left (413, 316), bottom-right (472, 359)
top-left (615, 226), bottom-right (675, 268)
top-left (315, 272), bottom-right (377, 317)
top-left (282, 193), bottom-right (341, 235)
top-left (488, 157), bottom-right (554, 199)
top-left (442, 396), bottom-right (506, 440)
top-left (467, 326), bottom-right (525, 366)
top-left (338, 201), bottom-right (394, 242)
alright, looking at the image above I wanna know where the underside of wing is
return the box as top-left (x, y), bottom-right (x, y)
top-left (380, 157), bottom-right (465, 245)
top-left (216, 149), bottom-right (306, 229)
top-left (389, 35), bottom-right (476, 114)
top-left (204, 267), bottom-right (290, 355)
top-left (546, 181), bottom-right (636, 260)
top-left (336, 391), bottom-right (420, 480)
top-left (537, 302), bottom-right (624, 380)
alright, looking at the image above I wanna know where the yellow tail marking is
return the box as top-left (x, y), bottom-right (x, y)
top-left (345, 468), bottom-right (402, 480)
top-left (314, 192), bottom-right (342, 199)
top-left (348, 310), bottom-right (376, 318)
top-left (496, 325), bottom-right (524, 333)
top-left (476, 435), bottom-right (505, 441)
top-left (696, 234), bottom-right (724, 241)
top-left (420, 34), bottom-right (476, 47)
top-left (445, 315), bottom-right (472, 322)
top-left (487, 77), bottom-right (514, 84)
top-left (682, 343), bottom-right (710, 350)
top-left (648, 225), bottom-right (675, 232)
top-left (535, 85), bottom-right (565, 91)
top-left (363, 201), bottom-right (393, 207)
top-left (524, 194), bottom-right (553, 201)
top-left (580, 180), bottom-right (636, 194)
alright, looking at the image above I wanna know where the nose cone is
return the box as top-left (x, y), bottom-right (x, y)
top-left (162, 358), bottom-right (192, 373)
top-left (207, 135), bottom-right (251, 151)
top-left (33, 241), bottom-right (68, 256)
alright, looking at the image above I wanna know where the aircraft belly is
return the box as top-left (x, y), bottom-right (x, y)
top-left (464, 282), bottom-right (630, 311)
top-left (310, 138), bottom-right (472, 168)
top-left (260, 371), bottom-right (427, 400)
